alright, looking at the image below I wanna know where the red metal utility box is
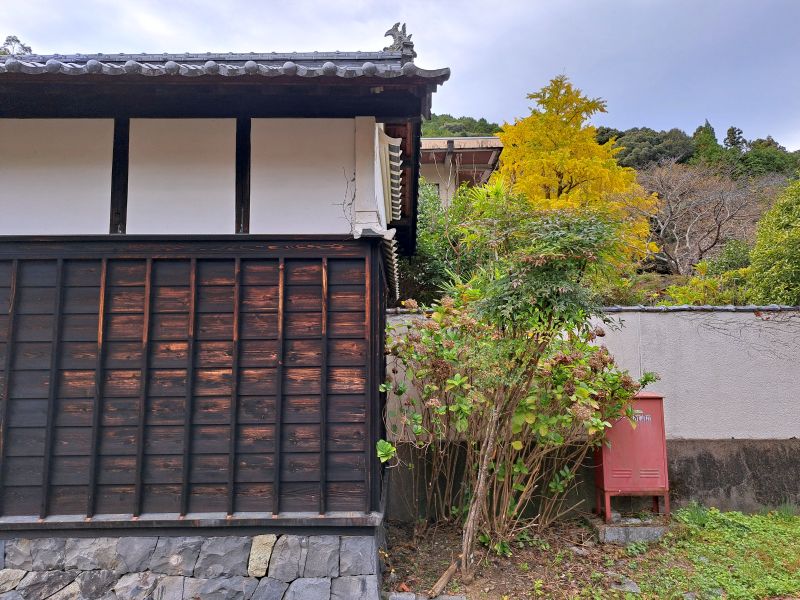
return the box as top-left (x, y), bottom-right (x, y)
top-left (595, 391), bottom-right (670, 522)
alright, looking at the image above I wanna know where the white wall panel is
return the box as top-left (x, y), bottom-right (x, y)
top-left (0, 119), bottom-right (113, 235)
top-left (127, 119), bottom-right (235, 234)
top-left (250, 119), bottom-right (355, 234)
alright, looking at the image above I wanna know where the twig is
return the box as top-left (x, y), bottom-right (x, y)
top-left (427, 554), bottom-right (462, 598)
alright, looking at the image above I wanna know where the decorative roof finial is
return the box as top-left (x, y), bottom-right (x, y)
top-left (384, 23), bottom-right (417, 60)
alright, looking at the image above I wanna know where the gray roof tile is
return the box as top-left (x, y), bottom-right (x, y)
top-left (0, 50), bottom-right (449, 81)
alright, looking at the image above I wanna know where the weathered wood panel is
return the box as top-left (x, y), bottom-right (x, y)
top-left (0, 239), bottom-right (381, 523)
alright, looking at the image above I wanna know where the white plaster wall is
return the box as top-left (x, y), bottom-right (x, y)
top-left (0, 119), bottom-right (113, 235)
top-left (126, 119), bottom-right (236, 234)
top-left (599, 310), bottom-right (800, 440)
top-left (250, 119), bottom-right (356, 234)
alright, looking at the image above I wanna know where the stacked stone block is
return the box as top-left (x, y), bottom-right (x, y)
top-left (0, 534), bottom-right (379, 600)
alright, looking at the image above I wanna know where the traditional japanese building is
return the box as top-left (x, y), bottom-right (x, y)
top-left (0, 26), bottom-right (448, 598)
top-left (420, 136), bottom-right (503, 203)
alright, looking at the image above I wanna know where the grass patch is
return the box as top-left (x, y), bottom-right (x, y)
top-left (638, 504), bottom-right (800, 599)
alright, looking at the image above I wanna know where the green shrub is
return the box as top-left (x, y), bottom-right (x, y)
top-left (707, 239), bottom-right (751, 276)
top-left (661, 262), bottom-right (749, 305)
top-left (749, 180), bottom-right (800, 304)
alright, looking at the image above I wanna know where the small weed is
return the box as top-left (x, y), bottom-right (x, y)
top-left (625, 541), bottom-right (648, 556)
top-left (676, 501), bottom-right (711, 527)
top-left (773, 501), bottom-right (800, 519)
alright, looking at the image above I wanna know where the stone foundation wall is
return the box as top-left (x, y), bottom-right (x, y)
top-left (0, 534), bottom-right (380, 600)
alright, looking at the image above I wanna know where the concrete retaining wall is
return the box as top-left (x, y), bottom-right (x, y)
top-left (0, 534), bottom-right (380, 600)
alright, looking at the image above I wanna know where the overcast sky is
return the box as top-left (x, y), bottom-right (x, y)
top-left (4, 0), bottom-right (800, 149)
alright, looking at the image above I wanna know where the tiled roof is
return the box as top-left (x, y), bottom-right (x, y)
top-left (0, 50), bottom-right (450, 81)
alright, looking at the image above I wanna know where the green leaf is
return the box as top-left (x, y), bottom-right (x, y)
top-left (376, 439), bottom-right (397, 463)
top-left (511, 440), bottom-right (523, 451)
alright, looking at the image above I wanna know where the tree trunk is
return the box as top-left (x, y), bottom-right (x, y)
top-left (460, 403), bottom-right (501, 577)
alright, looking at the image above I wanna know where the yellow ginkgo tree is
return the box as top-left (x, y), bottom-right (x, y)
top-left (495, 75), bottom-right (657, 261)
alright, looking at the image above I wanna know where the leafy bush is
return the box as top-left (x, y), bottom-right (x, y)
top-left (382, 183), bottom-right (654, 575)
top-left (398, 183), bottom-right (474, 304)
top-left (661, 261), bottom-right (749, 306)
top-left (707, 239), bottom-right (751, 276)
top-left (749, 180), bottom-right (800, 305)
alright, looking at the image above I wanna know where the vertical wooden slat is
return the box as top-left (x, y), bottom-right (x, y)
top-left (235, 118), bottom-right (251, 234)
top-left (319, 257), bottom-right (329, 514)
top-left (364, 252), bottom-right (372, 513)
top-left (86, 258), bottom-right (109, 517)
top-left (227, 258), bottom-right (242, 515)
top-left (272, 257), bottom-right (285, 516)
top-left (133, 258), bottom-right (153, 517)
top-left (0, 259), bottom-right (19, 516)
top-left (375, 252), bottom-right (388, 512)
top-left (368, 244), bottom-right (384, 513)
top-left (180, 258), bottom-right (198, 517)
top-left (109, 118), bottom-right (130, 234)
top-left (40, 258), bottom-right (64, 519)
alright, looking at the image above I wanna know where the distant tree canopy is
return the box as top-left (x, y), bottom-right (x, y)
top-left (422, 113), bottom-right (501, 137)
top-left (595, 126), bottom-right (695, 169)
top-left (0, 35), bottom-right (32, 56)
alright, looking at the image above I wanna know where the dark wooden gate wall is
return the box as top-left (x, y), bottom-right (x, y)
top-left (0, 237), bottom-right (385, 524)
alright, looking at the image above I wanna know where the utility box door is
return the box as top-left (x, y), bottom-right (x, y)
top-left (597, 392), bottom-right (668, 493)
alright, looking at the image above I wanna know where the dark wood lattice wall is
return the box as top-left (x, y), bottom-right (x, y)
top-left (0, 238), bottom-right (383, 521)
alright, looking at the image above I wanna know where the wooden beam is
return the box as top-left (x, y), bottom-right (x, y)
top-left (109, 118), bottom-right (130, 234)
top-left (272, 258), bottom-right (286, 516)
top-left (133, 258), bottom-right (153, 517)
top-left (180, 258), bottom-right (198, 517)
top-left (86, 258), bottom-right (109, 517)
top-left (0, 260), bottom-right (19, 517)
top-left (235, 118), bottom-right (251, 234)
top-left (40, 259), bottom-right (64, 519)
top-left (227, 258), bottom-right (242, 515)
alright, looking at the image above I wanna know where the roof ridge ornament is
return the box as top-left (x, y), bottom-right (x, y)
top-left (384, 23), bottom-right (417, 61)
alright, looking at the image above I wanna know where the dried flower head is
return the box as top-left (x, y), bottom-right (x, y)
top-left (430, 358), bottom-right (452, 380)
top-left (571, 402), bottom-right (593, 422)
top-left (594, 326), bottom-right (606, 338)
top-left (425, 397), bottom-right (442, 409)
top-left (423, 320), bottom-right (441, 332)
top-left (620, 374), bottom-right (640, 392)
top-left (588, 353), bottom-right (604, 372)
top-left (402, 298), bottom-right (419, 310)
top-left (563, 380), bottom-right (576, 396)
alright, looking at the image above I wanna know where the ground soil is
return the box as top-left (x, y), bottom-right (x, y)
top-left (382, 517), bottom-right (664, 599)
